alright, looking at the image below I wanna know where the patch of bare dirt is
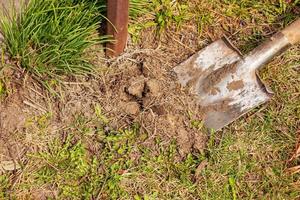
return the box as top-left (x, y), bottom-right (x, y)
top-left (227, 79), bottom-right (244, 91)
top-left (0, 24), bottom-right (208, 168)
top-left (92, 25), bottom-right (209, 157)
top-left (0, 69), bottom-right (28, 165)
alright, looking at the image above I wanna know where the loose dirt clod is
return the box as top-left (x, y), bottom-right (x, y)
top-left (176, 128), bottom-right (193, 158)
top-left (226, 79), bottom-right (244, 91)
top-left (123, 101), bottom-right (141, 116)
top-left (127, 76), bottom-right (145, 98)
top-left (151, 105), bottom-right (166, 116)
top-left (146, 79), bottom-right (160, 96)
top-left (193, 133), bottom-right (208, 152)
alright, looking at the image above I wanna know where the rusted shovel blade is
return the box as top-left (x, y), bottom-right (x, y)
top-left (174, 37), bottom-right (273, 131)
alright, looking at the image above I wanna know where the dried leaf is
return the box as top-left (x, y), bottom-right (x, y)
top-left (0, 161), bottom-right (21, 171)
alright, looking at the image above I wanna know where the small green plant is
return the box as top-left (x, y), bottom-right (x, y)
top-left (0, 175), bottom-right (10, 199)
top-left (152, 0), bottom-right (190, 32)
top-left (129, 0), bottom-right (191, 37)
top-left (95, 104), bottom-right (109, 124)
top-left (0, 80), bottom-right (6, 97)
top-left (197, 12), bottom-right (214, 35)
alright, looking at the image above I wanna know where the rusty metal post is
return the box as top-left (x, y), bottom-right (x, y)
top-left (106, 0), bottom-right (129, 57)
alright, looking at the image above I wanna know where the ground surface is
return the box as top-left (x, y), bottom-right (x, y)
top-left (0, 0), bottom-right (300, 199)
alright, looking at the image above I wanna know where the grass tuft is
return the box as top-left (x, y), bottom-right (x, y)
top-left (0, 0), bottom-right (107, 78)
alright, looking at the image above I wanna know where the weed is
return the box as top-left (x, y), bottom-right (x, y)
top-left (0, 67), bottom-right (10, 98)
top-left (197, 12), bottom-right (214, 35)
top-left (0, 79), bottom-right (6, 97)
top-left (6, 109), bottom-right (204, 199)
top-left (121, 141), bottom-right (202, 199)
top-left (95, 104), bottom-right (109, 124)
top-left (129, 0), bottom-right (191, 40)
top-left (152, 0), bottom-right (190, 32)
top-left (25, 112), bottom-right (52, 131)
top-left (0, 174), bottom-right (10, 199)
top-left (191, 119), bottom-right (204, 130)
top-left (33, 137), bottom-right (93, 199)
top-left (128, 21), bottom-right (156, 43)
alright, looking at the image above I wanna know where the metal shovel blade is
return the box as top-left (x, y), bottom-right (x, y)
top-left (174, 37), bottom-right (275, 131)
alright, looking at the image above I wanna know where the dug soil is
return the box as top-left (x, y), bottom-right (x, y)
top-left (0, 25), bottom-right (210, 166)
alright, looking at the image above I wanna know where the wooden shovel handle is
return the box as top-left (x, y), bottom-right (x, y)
top-left (282, 19), bottom-right (300, 45)
top-left (106, 0), bottom-right (129, 57)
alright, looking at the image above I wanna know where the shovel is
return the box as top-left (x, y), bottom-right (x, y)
top-left (174, 19), bottom-right (300, 131)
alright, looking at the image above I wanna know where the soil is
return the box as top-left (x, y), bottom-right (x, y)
top-left (0, 69), bottom-right (27, 165)
top-left (202, 62), bottom-right (238, 95)
top-left (127, 75), bottom-right (145, 98)
top-left (0, 24), bottom-right (208, 166)
top-left (227, 79), bottom-right (245, 91)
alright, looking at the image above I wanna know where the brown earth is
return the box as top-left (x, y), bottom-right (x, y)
top-left (227, 79), bottom-right (244, 91)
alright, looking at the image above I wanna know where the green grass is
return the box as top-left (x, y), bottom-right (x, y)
top-left (192, 1), bottom-right (300, 198)
top-left (0, 0), bottom-right (155, 79)
top-left (5, 110), bottom-right (202, 199)
top-left (0, 174), bottom-right (10, 199)
top-left (130, 0), bottom-right (150, 19)
top-left (0, 0), bottom-right (107, 79)
top-left (151, 0), bottom-right (191, 32)
top-left (191, 0), bottom-right (300, 50)
top-left (128, 0), bottom-right (192, 40)
top-left (129, 0), bottom-right (299, 41)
